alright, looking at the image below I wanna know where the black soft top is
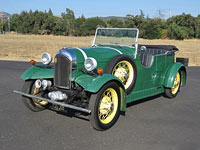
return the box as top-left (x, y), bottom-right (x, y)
top-left (139, 45), bottom-right (179, 51)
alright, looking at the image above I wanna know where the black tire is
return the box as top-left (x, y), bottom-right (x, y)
top-left (164, 71), bottom-right (181, 99)
top-left (22, 80), bottom-right (46, 112)
top-left (89, 82), bottom-right (121, 130)
top-left (105, 54), bottom-right (137, 94)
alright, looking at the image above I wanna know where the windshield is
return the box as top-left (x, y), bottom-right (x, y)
top-left (93, 28), bottom-right (139, 47)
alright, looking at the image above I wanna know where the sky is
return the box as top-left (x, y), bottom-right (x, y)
top-left (0, 0), bottom-right (200, 18)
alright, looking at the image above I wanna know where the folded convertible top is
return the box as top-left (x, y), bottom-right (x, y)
top-left (139, 45), bottom-right (179, 51)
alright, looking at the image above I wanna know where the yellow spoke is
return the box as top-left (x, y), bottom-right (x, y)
top-left (32, 86), bottom-right (48, 106)
top-left (171, 72), bottom-right (181, 95)
top-left (112, 61), bottom-right (134, 89)
top-left (98, 88), bottom-right (118, 124)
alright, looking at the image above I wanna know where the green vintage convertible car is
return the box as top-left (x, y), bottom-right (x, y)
top-left (14, 28), bottom-right (187, 130)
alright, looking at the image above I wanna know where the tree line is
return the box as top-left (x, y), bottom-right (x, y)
top-left (1, 8), bottom-right (200, 40)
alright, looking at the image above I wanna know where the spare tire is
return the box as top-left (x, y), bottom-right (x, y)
top-left (105, 54), bottom-right (137, 94)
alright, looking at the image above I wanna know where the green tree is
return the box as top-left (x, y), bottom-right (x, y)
top-left (81, 17), bottom-right (106, 36)
top-left (167, 23), bottom-right (189, 40)
top-left (125, 11), bottom-right (146, 37)
top-left (167, 13), bottom-right (199, 38)
top-left (41, 9), bottom-right (56, 34)
top-left (52, 17), bottom-right (65, 35)
top-left (106, 18), bottom-right (125, 28)
top-left (196, 15), bottom-right (200, 38)
top-left (61, 8), bottom-right (76, 35)
top-left (142, 19), bottom-right (163, 39)
top-left (10, 14), bottom-right (19, 32)
top-left (74, 15), bottom-right (86, 36)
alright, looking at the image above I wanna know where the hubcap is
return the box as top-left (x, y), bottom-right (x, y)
top-left (171, 72), bottom-right (181, 95)
top-left (112, 61), bottom-right (134, 89)
top-left (98, 88), bottom-right (118, 124)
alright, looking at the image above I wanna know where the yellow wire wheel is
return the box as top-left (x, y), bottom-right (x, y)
top-left (171, 72), bottom-right (181, 95)
top-left (98, 88), bottom-right (118, 124)
top-left (164, 71), bottom-right (181, 99)
top-left (89, 82), bottom-right (121, 130)
top-left (112, 60), bottom-right (134, 89)
top-left (33, 87), bottom-right (48, 106)
top-left (22, 80), bottom-right (46, 112)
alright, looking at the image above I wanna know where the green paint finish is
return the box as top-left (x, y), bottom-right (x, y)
top-left (180, 68), bottom-right (187, 86)
top-left (120, 87), bottom-right (126, 111)
top-left (21, 65), bottom-right (54, 80)
top-left (126, 86), bottom-right (164, 103)
top-left (75, 74), bottom-right (96, 89)
top-left (75, 73), bottom-right (125, 93)
top-left (131, 55), bottom-right (164, 92)
top-left (69, 46), bottom-right (135, 77)
top-left (20, 42), bottom-right (187, 113)
top-left (75, 73), bottom-right (126, 111)
top-left (70, 46), bottom-right (186, 106)
top-left (163, 62), bottom-right (186, 88)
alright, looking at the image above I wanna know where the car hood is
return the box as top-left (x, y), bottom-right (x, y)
top-left (56, 46), bottom-right (135, 74)
top-left (69, 46), bottom-right (133, 63)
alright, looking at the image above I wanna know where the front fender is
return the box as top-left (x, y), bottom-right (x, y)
top-left (21, 65), bottom-right (54, 80)
top-left (75, 74), bottom-right (124, 92)
top-left (163, 62), bottom-right (187, 88)
top-left (75, 74), bottom-right (126, 111)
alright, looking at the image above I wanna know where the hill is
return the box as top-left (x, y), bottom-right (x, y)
top-left (0, 12), bottom-right (11, 20)
top-left (98, 16), bottom-right (126, 21)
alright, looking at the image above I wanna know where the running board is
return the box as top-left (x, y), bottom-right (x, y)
top-left (13, 90), bottom-right (91, 114)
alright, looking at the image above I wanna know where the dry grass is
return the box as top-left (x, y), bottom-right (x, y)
top-left (0, 34), bottom-right (199, 66)
top-left (0, 34), bottom-right (93, 62)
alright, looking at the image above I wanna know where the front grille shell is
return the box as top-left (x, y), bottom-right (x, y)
top-left (54, 48), bottom-right (76, 89)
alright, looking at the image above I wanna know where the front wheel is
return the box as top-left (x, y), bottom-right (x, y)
top-left (164, 71), bottom-right (181, 98)
top-left (22, 80), bottom-right (47, 112)
top-left (89, 82), bottom-right (121, 130)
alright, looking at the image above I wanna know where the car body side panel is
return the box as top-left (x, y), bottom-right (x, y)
top-left (21, 65), bottom-right (54, 80)
top-left (125, 54), bottom-right (178, 103)
top-left (131, 55), bottom-right (164, 92)
top-left (126, 86), bottom-right (164, 103)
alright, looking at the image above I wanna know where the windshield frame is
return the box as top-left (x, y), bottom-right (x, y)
top-left (92, 28), bottom-right (139, 58)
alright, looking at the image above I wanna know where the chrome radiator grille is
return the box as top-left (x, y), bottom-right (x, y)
top-left (54, 54), bottom-right (72, 89)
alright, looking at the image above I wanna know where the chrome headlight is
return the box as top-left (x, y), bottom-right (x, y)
top-left (41, 53), bottom-right (52, 65)
top-left (84, 57), bottom-right (97, 71)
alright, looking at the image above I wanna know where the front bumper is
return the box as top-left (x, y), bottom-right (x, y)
top-left (13, 90), bottom-right (91, 114)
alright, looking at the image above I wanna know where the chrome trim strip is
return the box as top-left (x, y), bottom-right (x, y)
top-left (56, 48), bottom-right (77, 69)
top-left (13, 90), bottom-right (91, 113)
top-left (103, 47), bottom-right (123, 54)
top-left (134, 29), bottom-right (139, 59)
top-left (76, 48), bottom-right (87, 60)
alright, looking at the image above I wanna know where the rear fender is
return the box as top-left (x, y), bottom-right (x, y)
top-left (21, 65), bottom-right (54, 80)
top-left (163, 62), bottom-right (187, 88)
top-left (75, 74), bottom-right (126, 111)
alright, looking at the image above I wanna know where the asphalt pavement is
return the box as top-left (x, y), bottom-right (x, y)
top-left (0, 60), bottom-right (200, 150)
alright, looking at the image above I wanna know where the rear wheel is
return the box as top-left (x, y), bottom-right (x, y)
top-left (164, 71), bottom-right (181, 98)
top-left (22, 80), bottom-right (47, 112)
top-left (89, 82), bottom-right (121, 130)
